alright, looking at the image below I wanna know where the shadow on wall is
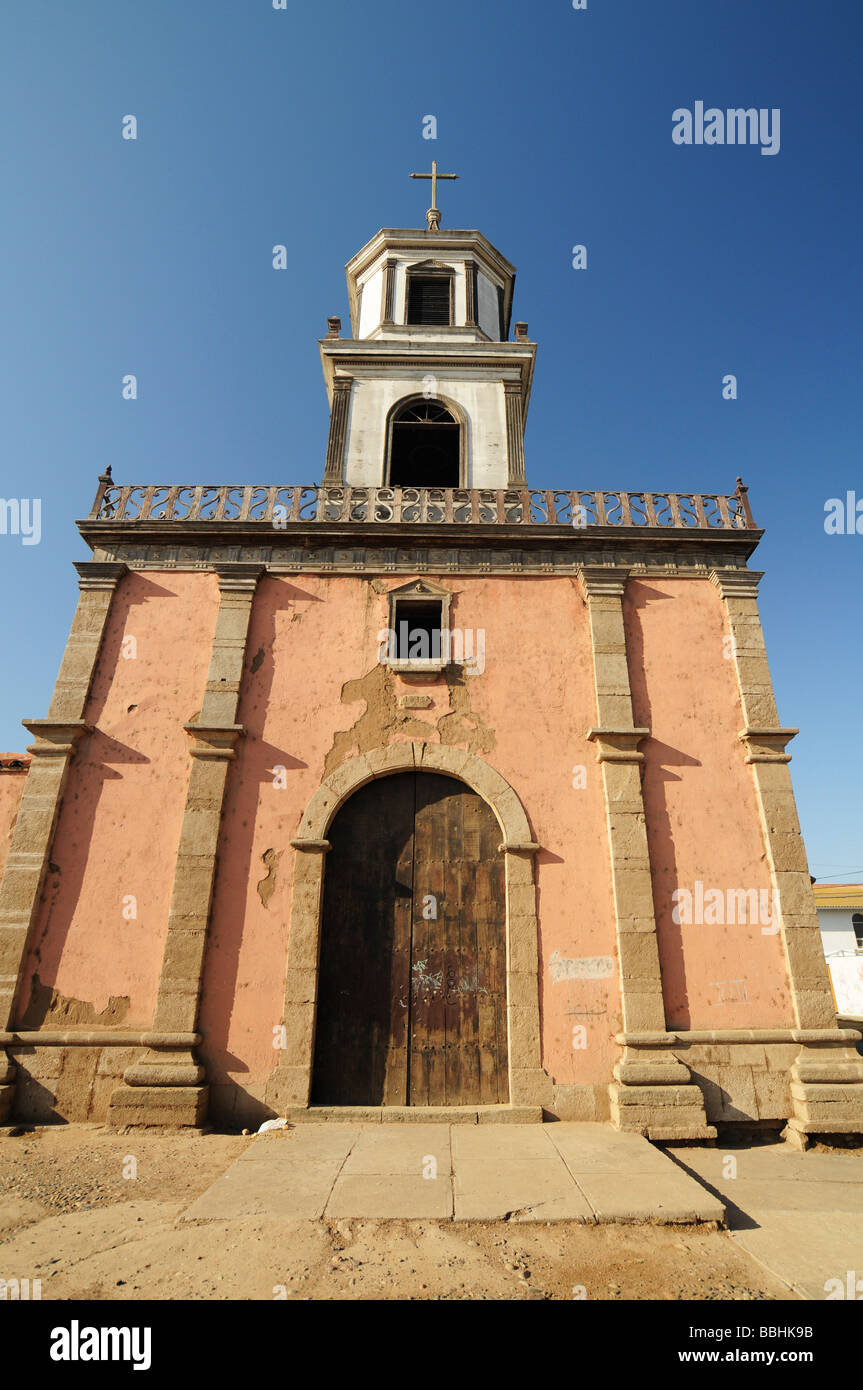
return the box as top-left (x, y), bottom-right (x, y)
top-left (14, 734), bottom-right (148, 1030)
top-left (197, 581), bottom-right (309, 1129)
top-left (624, 583), bottom-right (702, 1030)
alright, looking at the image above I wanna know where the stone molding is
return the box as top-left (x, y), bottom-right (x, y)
top-left (89, 545), bottom-right (759, 577)
top-left (587, 727), bottom-right (651, 764)
top-left (266, 741), bottom-right (552, 1114)
top-left (619, 1029), bottom-right (862, 1046)
top-left (738, 726), bottom-right (798, 765)
top-left (0, 1031), bottom-right (201, 1047)
top-left (709, 567), bottom-right (763, 600)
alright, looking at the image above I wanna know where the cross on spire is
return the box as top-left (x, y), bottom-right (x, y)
top-left (410, 159), bottom-right (458, 231)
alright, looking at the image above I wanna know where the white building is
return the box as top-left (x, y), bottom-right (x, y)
top-left (814, 884), bottom-right (863, 1022)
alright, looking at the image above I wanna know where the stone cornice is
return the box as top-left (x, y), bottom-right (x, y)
top-left (184, 723), bottom-right (245, 759)
top-left (710, 567), bottom-right (764, 599)
top-left (212, 562), bottom-right (265, 591)
top-left (73, 560), bottom-right (128, 591)
top-left (578, 566), bottom-right (630, 598)
top-left (587, 727), bottom-right (651, 763)
top-left (319, 338), bottom-right (536, 410)
top-left (22, 719), bottom-right (93, 755)
top-left (80, 532), bottom-right (762, 572)
top-left (738, 726), bottom-right (799, 764)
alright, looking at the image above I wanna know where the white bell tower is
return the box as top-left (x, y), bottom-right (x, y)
top-left (319, 167), bottom-right (536, 490)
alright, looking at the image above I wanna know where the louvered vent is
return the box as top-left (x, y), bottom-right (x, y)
top-left (407, 276), bottom-right (451, 325)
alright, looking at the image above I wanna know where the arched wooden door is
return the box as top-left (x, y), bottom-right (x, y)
top-left (311, 771), bottom-right (508, 1106)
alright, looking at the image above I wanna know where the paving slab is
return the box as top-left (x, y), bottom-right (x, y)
top-left (326, 1173), bottom-right (453, 1219)
top-left (450, 1124), bottom-right (554, 1162)
top-left (235, 1128), bottom-right (360, 1164)
top-left (575, 1172), bottom-right (725, 1225)
top-left (546, 1122), bottom-right (673, 1175)
top-left (179, 1122), bottom-right (725, 1225)
top-left (340, 1126), bottom-right (452, 1176)
top-left (727, 1212), bottom-right (863, 1301)
top-left (180, 1159), bottom-right (345, 1222)
top-left (454, 1158), bottom-right (593, 1222)
top-left (668, 1142), bottom-right (863, 1298)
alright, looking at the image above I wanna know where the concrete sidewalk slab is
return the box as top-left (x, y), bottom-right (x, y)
top-left (450, 1124), bottom-right (553, 1162)
top-left (453, 1157), bottom-right (594, 1222)
top-left (575, 1172), bottom-right (724, 1225)
top-left (327, 1173), bottom-right (453, 1219)
top-left (546, 1124), bottom-right (673, 1175)
top-left (340, 1126), bottom-right (452, 1176)
top-left (181, 1158), bottom-right (345, 1222)
top-left (668, 1141), bottom-right (863, 1299)
top-left (180, 1122), bottom-right (726, 1225)
top-left (235, 1128), bottom-right (360, 1163)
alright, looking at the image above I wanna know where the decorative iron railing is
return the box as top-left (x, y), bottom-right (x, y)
top-left (87, 475), bottom-right (756, 530)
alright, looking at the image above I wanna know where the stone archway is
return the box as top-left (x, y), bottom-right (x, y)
top-left (265, 742), bottom-right (552, 1113)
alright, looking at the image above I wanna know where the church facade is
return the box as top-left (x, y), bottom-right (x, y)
top-left (1, 216), bottom-right (861, 1146)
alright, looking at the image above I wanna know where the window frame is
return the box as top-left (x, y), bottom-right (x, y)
top-left (382, 583), bottom-right (453, 676)
top-left (405, 266), bottom-right (454, 327)
top-left (384, 393), bottom-right (466, 489)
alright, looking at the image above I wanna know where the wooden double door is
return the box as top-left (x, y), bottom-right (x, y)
top-left (311, 772), bottom-right (508, 1107)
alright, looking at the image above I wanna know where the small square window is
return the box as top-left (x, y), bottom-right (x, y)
top-left (389, 599), bottom-right (445, 666)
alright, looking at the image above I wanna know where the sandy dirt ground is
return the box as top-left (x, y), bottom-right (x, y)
top-left (0, 1125), bottom-right (795, 1301)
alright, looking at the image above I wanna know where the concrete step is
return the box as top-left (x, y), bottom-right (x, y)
top-left (288, 1105), bottom-right (543, 1125)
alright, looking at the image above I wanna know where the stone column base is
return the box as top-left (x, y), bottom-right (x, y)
top-left (611, 1045), bottom-right (717, 1142)
top-left (107, 1083), bottom-right (209, 1129)
top-left (0, 1054), bottom-right (16, 1123)
top-left (106, 1043), bottom-right (208, 1129)
top-left (781, 1041), bottom-right (863, 1149)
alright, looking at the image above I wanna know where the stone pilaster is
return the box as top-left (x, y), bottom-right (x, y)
top-left (710, 567), bottom-right (863, 1144)
top-left (464, 260), bottom-right (477, 327)
top-left (579, 567), bottom-right (715, 1140)
top-left (322, 376), bottom-right (352, 483)
top-left (381, 257), bottom-right (397, 327)
top-left (504, 382), bottom-right (526, 486)
top-left (0, 562), bottom-right (126, 1120)
top-left (107, 564), bottom-right (264, 1128)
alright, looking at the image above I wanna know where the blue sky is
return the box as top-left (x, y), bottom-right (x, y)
top-left (1, 0), bottom-right (860, 880)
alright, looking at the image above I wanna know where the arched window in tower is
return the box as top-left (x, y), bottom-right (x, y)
top-left (388, 398), bottom-right (461, 488)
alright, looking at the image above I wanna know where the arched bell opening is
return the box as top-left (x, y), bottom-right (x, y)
top-left (386, 396), bottom-right (464, 488)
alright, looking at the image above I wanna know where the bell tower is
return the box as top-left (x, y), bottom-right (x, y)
top-left (319, 165), bottom-right (536, 489)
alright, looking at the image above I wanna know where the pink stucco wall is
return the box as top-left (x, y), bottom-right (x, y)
top-left (625, 578), bottom-right (793, 1029)
top-left (198, 574), bottom-right (621, 1107)
top-left (10, 565), bottom-right (795, 1113)
top-left (15, 571), bottom-right (219, 1027)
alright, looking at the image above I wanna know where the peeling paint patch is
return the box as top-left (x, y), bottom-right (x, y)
top-left (548, 952), bottom-right (615, 983)
top-left (257, 848), bottom-right (282, 908)
top-left (19, 974), bottom-right (130, 1029)
top-left (324, 658), bottom-right (496, 777)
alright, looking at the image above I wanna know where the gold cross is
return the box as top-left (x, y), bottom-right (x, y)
top-left (410, 159), bottom-right (458, 229)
